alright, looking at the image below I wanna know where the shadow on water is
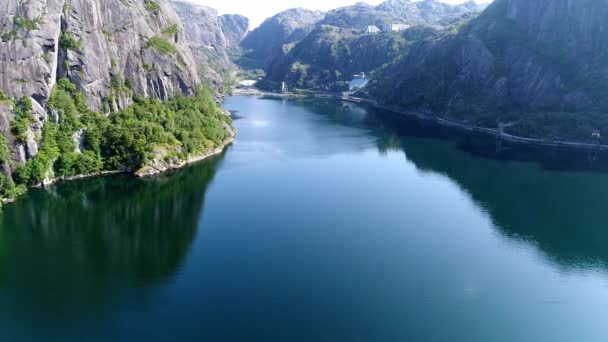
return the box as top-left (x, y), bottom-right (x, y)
top-left (0, 153), bottom-right (223, 334)
top-left (299, 98), bottom-right (608, 272)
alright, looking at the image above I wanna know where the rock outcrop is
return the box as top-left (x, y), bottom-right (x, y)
top-left (0, 0), bottom-right (201, 174)
top-left (219, 14), bottom-right (250, 55)
top-left (136, 110), bottom-right (236, 177)
top-left (239, 8), bottom-right (325, 70)
top-left (172, 1), bottom-right (249, 88)
top-left (1, 0), bottom-right (199, 110)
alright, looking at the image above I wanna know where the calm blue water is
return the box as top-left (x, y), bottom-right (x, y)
top-left (1, 96), bottom-right (608, 341)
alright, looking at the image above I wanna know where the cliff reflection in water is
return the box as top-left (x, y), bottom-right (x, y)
top-left (0, 155), bottom-right (222, 323)
top-left (306, 99), bottom-right (608, 272)
top-left (382, 115), bottom-right (608, 272)
top-left (402, 140), bottom-right (608, 271)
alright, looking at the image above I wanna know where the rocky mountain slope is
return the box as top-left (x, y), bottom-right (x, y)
top-left (238, 8), bottom-right (324, 70)
top-left (321, 0), bottom-right (484, 29)
top-left (367, 0), bottom-right (608, 140)
top-left (1, 0), bottom-right (199, 112)
top-left (0, 0), bottom-right (233, 200)
top-left (264, 25), bottom-right (438, 92)
top-left (172, 1), bottom-right (249, 88)
top-left (0, 0), bottom-right (199, 163)
top-left (259, 0), bottom-right (483, 92)
top-left (220, 14), bottom-right (250, 55)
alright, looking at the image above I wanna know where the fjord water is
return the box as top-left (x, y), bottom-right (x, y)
top-left (2, 96), bottom-right (608, 341)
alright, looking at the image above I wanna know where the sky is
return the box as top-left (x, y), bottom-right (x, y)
top-left (185, 0), bottom-right (485, 29)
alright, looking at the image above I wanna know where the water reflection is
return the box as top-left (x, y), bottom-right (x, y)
top-left (304, 99), bottom-right (608, 272)
top-left (403, 141), bottom-right (608, 271)
top-left (0, 155), bottom-right (222, 331)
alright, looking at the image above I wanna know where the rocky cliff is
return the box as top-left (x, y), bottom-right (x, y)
top-left (0, 0), bottom-right (237, 200)
top-left (172, 1), bottom-right (249, 88)
top-left (239, 8), bottom-right (325, 70)
top-left (0, 0), bottom-right (201, 166)
top-left (369, 0), bottom-right (608, 130)
top-left (219, 14), bottom-right (250, 55)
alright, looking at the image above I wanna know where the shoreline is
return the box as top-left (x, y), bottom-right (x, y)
top-left (341, 96), bottom-right (608, 153)
top-left (135, 136), bottom-right (235, 177)
top-left (1, 131), bottom-right (236, 206)
top-left (240, 89), bottom-right (608, 153)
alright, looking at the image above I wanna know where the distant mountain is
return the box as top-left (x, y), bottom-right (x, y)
top-left (238, 8), bottom-right (325, 70)
top-left (264, 25), bottom-right (438, 92)
top-left (321, 0), bottom-right (485, 29)
top-left (258, 0), bottom-right (483, 92)
top-left (172, 1), bottom-right (249, 88)
top-left (319, 2), bottom-right (389, 30)
top-left (220, 14), bottom-right (250, 55)
top-left (367, 0), bottom-right (608, 141)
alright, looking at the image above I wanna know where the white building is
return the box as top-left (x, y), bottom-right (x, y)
top-left (239, 80), bottom-right (257, 88)
top-left (382, 23), bottom-right (411, 32)
top-left (365, 25), bottom-right (381, 34)
top-left (349, 72), bottom-right (370, 91)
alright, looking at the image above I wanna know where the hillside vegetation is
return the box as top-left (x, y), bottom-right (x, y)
top-left (1, 80), bottom-right (230, 201)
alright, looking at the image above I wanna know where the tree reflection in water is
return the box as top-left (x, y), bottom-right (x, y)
top-left (0, 154), bottom-right (222, 330)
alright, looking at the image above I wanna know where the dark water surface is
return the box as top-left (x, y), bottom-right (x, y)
top-left (2, 96), bottom-right (608, 341)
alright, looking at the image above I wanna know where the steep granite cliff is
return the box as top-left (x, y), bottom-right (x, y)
top-left (0, 0), bottom-right (200, 164)
top-left (0, 0), bottom-right (232, 201)
top-left (1, 0), bottom-right (199, 111)
top-left (172, 1), bottom-right (249, 88)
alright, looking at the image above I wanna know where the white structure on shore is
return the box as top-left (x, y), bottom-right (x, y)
top-left (365, 25), bottom-right (381, 34)
top-left (349, 72), bottom-right (370, 91)
top-left (382, 23), bottom-right (411, 32)
top-left (239, 80), bottom-right (257, 88)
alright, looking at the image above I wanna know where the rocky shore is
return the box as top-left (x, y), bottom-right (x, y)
top-left (135, 135), bottom-right (235, 178)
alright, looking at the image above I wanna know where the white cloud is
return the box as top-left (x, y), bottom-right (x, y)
top-left (182, 0), bottom-right (489, 29)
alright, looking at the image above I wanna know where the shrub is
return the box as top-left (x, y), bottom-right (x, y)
top-left (14, 16), bottom-right (38, 30)
top-left (1, 30), bottom-right (18, 42)
top-left (10, 97), bottom-right (33, 143)
top-left (0, 134), bottom-right (11, 166)
top-left (0, 89), bottom-right (11, 102)
top-left (59, 32), bottom-right (81, 50)
top-left (146, 36), bottom-right (176, 55)
top-left (15, 157), bottom-right (48, 186)
top-left (55, 151), bottom-right (102, 177)
top-left (0, 175), bottom-right (26, 200)
top-left (162, 24), bottom-right (180, 36)
top-left (144, 0), bottom-right (161, 12)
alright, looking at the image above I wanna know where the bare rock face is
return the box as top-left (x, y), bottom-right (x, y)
top-left (62, 0), bottom-right (200, 110)
top-left (220, 14), bottom-right (250, 55)
top-left (171, 1), bottom-right (249, 87)
top-left (1, 0), bottom-right (199, 110)
top-left (239, 8), bottom-right (325, 70)
top-left (0, 0), bottom-right (201, 174)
